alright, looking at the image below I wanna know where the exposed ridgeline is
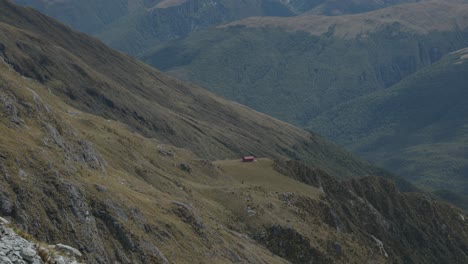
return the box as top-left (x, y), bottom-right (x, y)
top-left (309, 48), bottom-right (468, 209)
top-left (14, 0), bottom-right (421, 55)
top-left (143, 0), bottom-right (468, 127)
top-left (0, 0), bottom-right (390, 179)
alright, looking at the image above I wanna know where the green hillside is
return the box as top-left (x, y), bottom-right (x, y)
top-left (0, 60), bottom-right (465, 262)
top-left (15, 0), bottom-right (468, 210)
top-left (0, 0), bottom-right (389, 179)
top-left (2, 1), bottom-right (467, 263)
top-left (290, 0), bottom-right (423, 15)
top-left (309, 49), bottom-right (468, 208)
top-left (15, 0), bottom-right (421, 55)
top-left (14, 0), bottom-right (295, 55)
top-left (142, 1), bottom-right (468, 126)
top-left (138, 0), bottom-right (468, 209)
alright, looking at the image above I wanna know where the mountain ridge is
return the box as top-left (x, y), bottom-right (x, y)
top-left (0, 0), bottom-right (387, 178)
top-left (138, 0), bottom-right (468, 209)
top-left (143, 1), bottom-right (468, 127)
top-left (0, 1), bottom-right (467, 263)
top-left (307, 48), bottom-right (468, 208)
top-left (14, 0), bottom-right (424, 55)
top-left (1, 51), bottom-right (465, 263)
top-left (221, 0), bottom-right (468, 39)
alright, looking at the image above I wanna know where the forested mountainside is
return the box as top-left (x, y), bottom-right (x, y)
top-left (0, 0), bottom-right (390, 179)
top-left (140, 0), bottom-right (468, 208)
top-left (144, 0), bottom-right (468, 127)
top-left (0, 1), bottom-right (467, 263)
top-left (15, 0), bottom-right (422, 55)
top-left (309, 49), bottom-right (468, 209)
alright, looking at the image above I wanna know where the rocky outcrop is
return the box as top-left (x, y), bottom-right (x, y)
top-left (0, 221), bottom-right (80, 264)
top-left (256, 225), bottom-right (331, 264)
top-left (172, 202), bottom-right (204, 232)
top-left (274, 160), bottom-right (468, 264)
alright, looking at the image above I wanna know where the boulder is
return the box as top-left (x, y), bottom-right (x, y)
top-left (0, 256), bottom-right (12, 264)
top-left (55, 244), bottom-right (82, 257)
top-left (20, 247), bottom-right (37, 262)
top-left (178, 163), bottom-right (192, 173)
top-left (0, 216), bottom-right (9, 224)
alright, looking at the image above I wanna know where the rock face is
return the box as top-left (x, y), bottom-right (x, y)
top-left (0, 223), bottom-right (41, 264)
top-left (256, 225), bottom-right (331, 263)
top-left (274, 160), bottom-right (468, 264)
top-left (54, 244), bottom-right (82, 258)
top-left (0, 221), bottom-right (82, 264)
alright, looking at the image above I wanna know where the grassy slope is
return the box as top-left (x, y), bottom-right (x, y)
top-left (0, 66), bottom-right (465, 262)
top-left (309, 50), bottom-right (468, 208)
top-left (214, 158), bottom-right (322, 197)
top-left (0, 0), bottom-right (389, 179)
top-left (139, 0), bottom-right (468, 208)
top-left (0, 58), bottom-right (296, 263)
top-left (0, 2), bottom-right (466, 262)
top-left (0, 63), bottom-right (403, 263)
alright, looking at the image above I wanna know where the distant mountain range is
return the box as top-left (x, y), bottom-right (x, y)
top-left (14, 0), bottom-right (468, 211)
top-left (139, 0), bottom-right (468, 208)
top-left (310, 49), bottom-right (468, 208)
top-left (143, 0), bottom-right (467, 124)
top-left (3, 0), bottom-right (468, 263)
top-left (2, 0), bottom-right (387, 179)
top-left (15, 0), bottom-right (423, 55)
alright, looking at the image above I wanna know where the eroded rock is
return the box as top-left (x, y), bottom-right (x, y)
top-left (172, 202), bottom-right (204, 231)
top-left (256, 225), bottom-right (330, 264)
top-left (55, 243), bottom-right (82, 257)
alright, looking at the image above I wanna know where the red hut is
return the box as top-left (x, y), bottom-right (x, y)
top-left (242, 156), bottom-right (256, 162)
